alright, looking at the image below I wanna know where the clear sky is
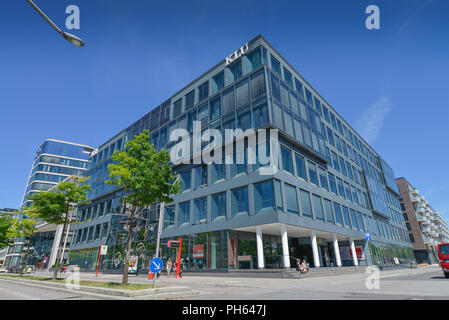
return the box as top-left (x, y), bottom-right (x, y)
top-left (0, 0), bottom-right (448, 219)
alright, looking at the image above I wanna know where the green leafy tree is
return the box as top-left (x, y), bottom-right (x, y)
top-left (9, 207), bottom-right (39, 276)
top-left (0, 213), bottom-right (14, 249)
top-left (29, 176), bottom-right (91, 280)
top-left (107, 129), bottom-right (181, 285)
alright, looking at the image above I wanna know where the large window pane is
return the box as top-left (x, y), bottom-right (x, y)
top-left (323, 199), bottom-right (334, 223)
top-left (212, 71), bottom-right (224, 93)
top-left (222, 87), bottom-right (235, 115)
top-left (318, 167), bottom-right (328, 191)
top-left (246, 48), bottom-right (261, 73)
top-left (295, 154), bottom-right (307, 180)
top-left (212, 192), bottom-right (226, 221)
top-left (194, 197), bottom-right (207, 224)
top-left (285, 184), bottom-right (298, 214)
top-left (250, 69), bottom-right (266, 99)
top-left (254, 180), bottom-right (275, 214)
top-left (312, 194), bottom-right (324, 221)
top-left (228, 59), bottom-right (242, 83)
top-left (232, 186), bottom-right (249, 217)
top-left (178, 201), bottom-right (190, 226)
top-left (342, 206), bottom-right (351, 228)
top-left (333, 202), bottom-right (343, 225)
top-left (308, 161), bottom-right (318, 186)
top-left (281, 146), bottom-right (294, 175)
top-left (299, 189), bottom-right (312, 218)
top-left (236, 78), bottom-right (250, 108)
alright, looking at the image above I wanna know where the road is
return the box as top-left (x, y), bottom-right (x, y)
top-left (0, 265), bottom-right (447, 300)
top-left (0, 279), bottom-right (102, 300)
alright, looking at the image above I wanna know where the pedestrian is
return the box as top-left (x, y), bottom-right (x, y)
top-left (179, 258), bottom-right (184, 278)
top-left (300, 259), bottom-right (309, 274)
top-left (172, 261), bottom-right (177, 277)
top-left (166, 257), bottom-right (172, 277)
top-left (295, 258), bottom-right (301, 271)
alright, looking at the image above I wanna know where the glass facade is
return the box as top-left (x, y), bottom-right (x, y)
top-left (68, 35), bottom-right (412, 272)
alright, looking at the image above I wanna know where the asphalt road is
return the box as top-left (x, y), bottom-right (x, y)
top-left (0, 266), bottom-right (447, 300)
top-left (0, 279), bottom-right (101, 300)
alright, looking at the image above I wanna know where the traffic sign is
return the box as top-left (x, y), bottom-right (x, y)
top-left (365, 232), bottom-right (371, 241)
top-left (149, 257), bottom-right (163, 273)
top-left (100, 245), bottom-right (108, 255)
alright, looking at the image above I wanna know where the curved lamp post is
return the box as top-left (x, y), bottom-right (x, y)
top-left (26, 0), bottom-right (85, 47)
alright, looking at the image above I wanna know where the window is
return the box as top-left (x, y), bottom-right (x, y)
top-left (253, 103), bottom-right (269, 128)
top-left (95, 224), bottom-right (101, 240)
top-left (222, 87), bottom-right (235, 115)
top-left (283, 67), bottom-right (293, 87)
top-left (313, 97), bottom-right (322, 114)
top-left (180, 170), bottom-right (191, 191)
top-left (337, 178), bottom-right (345, 198)
top-left (246, 48), bottom-right (261, 72)
top-left (271, 55), bottom-right (281, 76)
top-left (232, 186), bottom-right (249, 217)
top-left (236, 78), bottom-right (250, 108)
top-left (299, 189), bottom-right (312, 218)
top-left (212, 192), bottom-right (226, 221)
top-left (281, 146), bottom-right (294, 174)
top-left (173, 98), bottom-right (182, 117)
top-left (350, 209), bottom-right (358, 230)
top-left (228, 59), bottom-right (242, 83)
top-left (333, 203), bottom-right (343, 225)
top-left (210, 96), bottom-right (221, 120)
top-left (318, 167), bottom-right (328, 191)
top-left (339, 157), bottom-right (347, 176)
top-left (254, 180), bottom-right (275, 214)
top-left (251, 69), bottom-right (266, 99)
top-left (212, 161), bottom-right (226, 183)
top-left (342, 206), bottom-right (351, 228)
top-left (271, 72), bottom-right (280, 101)
top-left (327, 128), bottom-right (334, 146)
top-left (212, 71), bottom-right (224, 93)
top-left (198, 81), bottom-right (209, 102)
top-left (280, 82), bottom-right (290, 109)
top-left (346, 162), bottom-right (353, 180)
top-left (272, 102), bottom-right (284, 130)
top-left (295, 79), bottom-right (304, 98)
top-left (331, 151), bottom-right (339, 171)
top-left (98, 202), bottom-right (105, 218)
top-left (185, 90), bottom-right (195, 110)
top-left (305, 88), bottom-right (313, 106)
top-left (274, 180), bottom-right (284, 211)
top-left (295, 154), bottom-right (307, 180)
top-left (194, 197), bottom-right (207, 224)
top-left (178, 201), bottom-right (190, 226)
top-left (163, 206), bottom-right (175, 230)
top-left (409, 233), bottom-right (415, 243)
top-left (312, 195), bottom-right (324, 221)
top-left (285, 184), bottom-right (299, 214)
top-left (198, 103), bottom-right (208, 121)
top-left (237, 107), bottom-right (251, 131)
top-left (194, 165), bottom-right (208, 188)
top-left (356, 212), bottom-right (365, 231)
top-left (324, 199), bottom-right (334, 223)
top-left (308, 161), bottom-right (318, 186)
top-left (328, 173), bottom-right (337, 194)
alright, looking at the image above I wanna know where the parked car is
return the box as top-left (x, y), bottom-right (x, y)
top-left (438, 243), bottom-right (449, 278)
top-left (0, 267), bottom-right (7, 273)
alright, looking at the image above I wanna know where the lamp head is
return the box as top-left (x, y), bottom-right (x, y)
top-left (62, 32), bottom-right (84, 47)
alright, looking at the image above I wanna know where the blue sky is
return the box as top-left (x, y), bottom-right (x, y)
top-left (0, 0), bottom-right (448, 219)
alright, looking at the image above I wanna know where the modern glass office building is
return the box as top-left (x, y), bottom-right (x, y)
top-left (69, 35), bottom-right (413, 272)
top-left (4, 139), bottom-right (95, 268)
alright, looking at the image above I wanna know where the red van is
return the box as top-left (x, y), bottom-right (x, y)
top-left (438, 243), bottom-right (449, 278)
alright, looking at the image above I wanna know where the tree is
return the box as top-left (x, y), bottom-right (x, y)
top-left (0, 213), bottom-right (14, 249)
top-left (107, 129), bottom-right (181, 285)
top-left (29, 176), bottom-right (91, 280)
top-left (8, 207), bottom-right (39, 277)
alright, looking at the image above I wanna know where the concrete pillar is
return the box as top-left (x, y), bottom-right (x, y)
top-left (333, 236), bottom-right (342, 267)
top-left (256, 226), bottom-right (264, 269)
top-left (311, 232), bottom-right (320, 268)
top-left (281, 226), bottom-right (290, 268)
top-left (350, 238), bottom-right (359, 267)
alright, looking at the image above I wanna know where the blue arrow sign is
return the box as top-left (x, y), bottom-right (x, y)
top-left (365, 232), bottom-right (371, 241)
top-left (149, 257), bottom-right (163, 273)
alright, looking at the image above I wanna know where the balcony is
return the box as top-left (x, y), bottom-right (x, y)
top-left (410, 194), bottom-right (419, 202)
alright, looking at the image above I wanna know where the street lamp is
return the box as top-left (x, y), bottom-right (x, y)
top-left (26, 0), bottom-right (85, 47)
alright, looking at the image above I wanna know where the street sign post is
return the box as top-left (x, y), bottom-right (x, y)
top-left (150, 257), bottom-right (163, 288)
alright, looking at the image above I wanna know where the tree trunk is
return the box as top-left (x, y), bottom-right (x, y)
top-left (19, 233), bottom-right (33, 277)
top-left (122, 204), bottom-right (135, 285)
top-left (53, 212), bottom-right (69, 280)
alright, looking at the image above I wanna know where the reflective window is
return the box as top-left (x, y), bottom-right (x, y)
top-left (285, 184), bottom-right (298, 214)
top-left (323, 199), bottom-right (334, 223)
top-left (254, 180), bottom-right (275, 214)
top-left (180, 170), bottom-right (191, 191)
top-left (342, 206), bottom-right (351, 228)
top-left (307, 161), bottom-right (318, 186)
top-left (228, 59), bottom-right (242, 83)
top-left (178, 201), bottom-right (190, 225)
top-left (198, 81), bottom-right (209, 102)
top-left (210, 96), bottom-right (221, 120)
top-left (312, 194), bottom-right (324, 221)
top-left (246, 48), bottom-right (261, 73)
top-left (194, 197), bottom-right (207, 224)
top-left (328, 173), bottom-right (337, 194)
top-left (236, 78), bottom-right (250, 108)
top-left (173, 98), bottom-right (182, 117)
top-left (299, 189), bottom-right (312, 218)
top-left (318, 167), bottom-right (328, 191)
top-left (333, 203), bottom-right (343, 225)
top-left (295, 153), bottom-right (307, 180)
top-left (336, 178), bottom-right (345, 198)
top-left (232, 186), bottom-right (249, 217)
top-left (283, 67), bottom-right (293, 87)
top-left (350, 209), bottom-right (358, 230)
top-left (281, 146), bottom-right (294, 175)
top-left (185, 90), bottom-right (195, 110)
top-left (253, 103), bottom-right (269, 128)
top-left (222, 87), bottom-right (235, 115)
top-left (271, 55), bottom-right (281, 76)
top-left (212, 71), bottom-right (224, 94)
top-left (250, 69), bottom-right (266, 99)
top-left (212, 192), bottom-right (226, 221)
